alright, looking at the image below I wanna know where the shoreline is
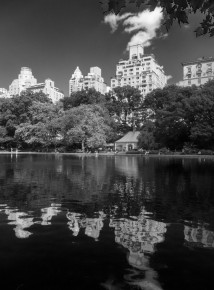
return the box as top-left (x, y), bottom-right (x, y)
top-left (1, 151), bottom-right (214, 159)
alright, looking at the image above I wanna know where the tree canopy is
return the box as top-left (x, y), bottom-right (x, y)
top-left (62, 88), bottom-right (106, 110)
top-left (100, 0), bottom-right (214, 36)
top-left (139, 80), bottom-right (214, 150)
top-left (62, 104), bottom-right (112, 151)
top-left (105, 85), bottom-right (143, 134)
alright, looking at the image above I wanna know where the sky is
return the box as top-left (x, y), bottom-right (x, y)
top-left (0, 0), bottom-right (214, 96)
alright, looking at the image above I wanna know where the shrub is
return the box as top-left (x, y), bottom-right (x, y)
top-left (159, 147), bottom-right (170, 154)
top-left (148, 150), bottom-right (159, 154)
top-left (199, 150), bottom-right (214, 155)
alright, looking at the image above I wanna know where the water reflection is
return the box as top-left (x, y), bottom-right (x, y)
top-left (0, 203), bottom-right (62, 238)
top-left (184, 224), bottom-right (214, 248)
top-left (41, 203), bottom-right (61, 226)
top-left (0, 206), bottom-right (34, 238)
top-left (110, 208), bottom-right (166, 289)
top-left (0, 154), bottom-right (214, 289)
top-left (67, 211), bottom-right (105, 240)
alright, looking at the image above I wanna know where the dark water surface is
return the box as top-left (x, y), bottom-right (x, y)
top-left (0, 154), bottom-right (214, 290)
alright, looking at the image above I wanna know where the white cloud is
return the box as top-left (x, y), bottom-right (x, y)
top-left (104, 7), bottom-right (165, 49)
top-left (104, 12), bottom-right (132, 33)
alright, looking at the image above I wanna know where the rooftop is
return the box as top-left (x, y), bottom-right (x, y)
top-left (182, 56), bottom-right (214, 66)
top-left (115, 131), bottom-right (140, 143)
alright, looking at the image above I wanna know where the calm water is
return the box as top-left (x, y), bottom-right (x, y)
top-left (0, 154), bottom-right (214, 290)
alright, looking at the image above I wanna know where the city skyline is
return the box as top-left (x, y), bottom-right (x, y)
top-left (0, 0), bottom-right (214, 96)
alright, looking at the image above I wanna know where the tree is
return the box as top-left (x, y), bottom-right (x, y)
top-left (0, 92), bottom-right (59, 149)
top-left (62, 105), bottom-right (112, 151)
top-left (138, 120), bottom-right (158, 150)
top-left (105, 85), bottom-right (143, 134)
top-left (15, 123), bottom-right (51, 149)
top-left (62, 88), bottom-right (106, 110)
top-left (187, 80), bottom-right (214, 148)
top-left (100, 0), bottom-right (214, 37)
top-left (143, 85), bottom-right (197, 150)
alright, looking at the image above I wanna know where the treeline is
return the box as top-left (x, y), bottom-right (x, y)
top-left (0, 80), bottom-right (214, 152)
top-left (139, 80), bottom-right (214, 151)
top-left (0, 87), bottom-right (142, 151)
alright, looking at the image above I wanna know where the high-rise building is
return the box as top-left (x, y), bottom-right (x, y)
top-left (69, 66), bottom-right (84, 95)
top-left (111, 44), bottom-right (167, 98)
top-left (0, 88), bottom-right (10, 98)
top-left (181, 56), bottom-right (214, 87)
top-left (83, 67), bottom-right (107, 95)
top-left (9, 67), bottom-right (37, 96)
top-left (27, 79), bottom-right (64, 103)
top-left (69, 66), bottom-right (107, 96)
top-left (8, 67), bottom-right (64, 103)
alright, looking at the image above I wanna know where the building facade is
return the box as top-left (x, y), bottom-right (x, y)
top-left (181, 56), bottom-right (214, 87)
top-left (0, 88), bottom-right (10, 98)
top-left (27, 79), bottom-right (64, 103)
top-left (69, 66), bottom-right (107, 96)
top-left (69, 66), bottom-right (84, 96)
top-left (9, 67), bottom-right (37, 96)
top-left (111, 44), bottom-right (167, 98)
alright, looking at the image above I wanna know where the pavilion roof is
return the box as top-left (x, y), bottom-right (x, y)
top-left (115, 131), bottom-right (140, 143)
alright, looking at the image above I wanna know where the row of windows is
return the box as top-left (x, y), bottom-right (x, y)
top-left (188, 77), bottom-right (214, 85)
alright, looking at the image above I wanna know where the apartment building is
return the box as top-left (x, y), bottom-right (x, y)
top-left (111, 44), bottom-right (167, 98)
top-left (9, 67), bottom-right (37, 96)
top-left (69, 66), bottom-right (107, 95)
top-left (181, 56), bottom-right (214, 87)
top-left (69, 66), bottom-right (84, 96)
top-left (27, 79), bottom-right (64, 103)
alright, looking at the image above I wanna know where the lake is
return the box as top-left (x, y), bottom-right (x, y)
top-left (0, 153), bottom-right (214, 290)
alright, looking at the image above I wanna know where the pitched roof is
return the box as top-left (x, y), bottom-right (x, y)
top-left (115, 131), bottom-right (140, 143)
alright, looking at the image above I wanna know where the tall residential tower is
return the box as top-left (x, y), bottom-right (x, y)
top-left (9, 67), bottom-right (37, 96)
top-left (111, 44), bottom-right (167, 97)
top-left (69, 66), bottom-right (107, 96)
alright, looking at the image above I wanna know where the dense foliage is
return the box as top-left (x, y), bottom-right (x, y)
top-left (1, 81), bottom-right (214, 152)
top-left (140, 80), bottom-right (214, 150)
top-left (100, 0), bottom-right (214, 37)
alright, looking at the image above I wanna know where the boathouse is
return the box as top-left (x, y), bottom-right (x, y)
top-left (115, 131), bottom-right (140, 152)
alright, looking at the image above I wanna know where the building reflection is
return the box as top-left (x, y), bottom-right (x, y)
top-left (0, 203), bottom-right (62, 238)
top-left (109, 209), bottom-right (166, 289)
top-left (115, 156), bottom-right (139, 178)
top-left (184, 224), bottom-right (214, 248)
top-left (66, 211), bottom-right (106, 241)
top-left (41, 203), bottom-right (61, 226)
top-left (1, 207), bottom-right (34, 239)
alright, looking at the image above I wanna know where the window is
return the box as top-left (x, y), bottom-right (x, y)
top-left (188, 80), bottom-right (191, 85)
top-left (198, 78), bottom-right (201, 84)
